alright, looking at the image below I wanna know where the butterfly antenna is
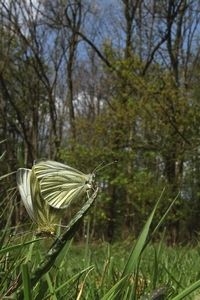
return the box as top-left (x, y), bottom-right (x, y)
top-left (92, 161), bottom-right (105, 173)
top-left (93, 160), bottom-right (118, 173)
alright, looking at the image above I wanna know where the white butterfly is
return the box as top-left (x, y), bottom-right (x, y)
top-left (16, 160), bottom-right (98, 234)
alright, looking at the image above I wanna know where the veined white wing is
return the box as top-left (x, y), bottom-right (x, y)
top-left (17, 167), bottom-right (62, 235)
top-left (32, 160), bottom-right (96, 209)
top-left (16, 168), bottom-right (36, 223)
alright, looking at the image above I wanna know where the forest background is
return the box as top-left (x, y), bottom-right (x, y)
top-left (0, 0), bottom-right (200, 244)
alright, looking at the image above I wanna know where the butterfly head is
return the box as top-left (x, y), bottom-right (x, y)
top-left (85, 173), bottom-right (96, 190)
top-left (85, 160), bottom-right (118, 191)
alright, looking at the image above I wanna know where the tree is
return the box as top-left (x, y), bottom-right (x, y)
top-left (1, 0), bottom-right (200, 241)
top-left (60, 0), bottom-right (200, 240)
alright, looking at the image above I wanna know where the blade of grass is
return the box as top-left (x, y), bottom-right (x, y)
top-left (150, 192), bottom-right (179, 239)
top-left (0, 171), bottom-right (16, 180)
top-left (44, 273), bottom-right (57, 300)
top-left (76, 266), bottom-right (94, 300)
top-left (121, 190), bottom-right (163, 277)
top-left (101, 275), bottom-right (129, 300)
top-left (43, 266), bottom-right (94, 299)
top-left (0, 239), bottom-right (42, 255)
top-left (21, 263), bottom-right (32, 300)
top-left (171, 279), bottom-right (200, 300)
top-left (0, 206), bottom-right (14, 248)
top-left (102, 200), bottom-right (159, 300)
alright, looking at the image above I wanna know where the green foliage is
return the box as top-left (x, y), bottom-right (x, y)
top-left (57, 49), bottom-right (200, 241)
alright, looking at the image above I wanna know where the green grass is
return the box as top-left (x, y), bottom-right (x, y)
top-left (0, 169), bottom-right (199, 299)
top-left (63, 241), bottom-right (200, 299)
top-left (1, 226), bottom-right (200, 299)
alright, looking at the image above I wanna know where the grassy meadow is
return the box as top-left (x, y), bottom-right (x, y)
top-left (0, 163), bottom-right (200, 299)
top-left (1, 205), bottom-right (200, 300)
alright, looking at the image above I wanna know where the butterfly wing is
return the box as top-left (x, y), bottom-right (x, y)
top-left (33, 160), bottom-right (92, 209)
top-left (29, 168), bottom-right (61, 234)
top-left (33, 160), bottom-right (86, 178)
top-left (16, 168), bottom-right (36, 223)
top-left (17, 167), bottom-right (61, 234)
